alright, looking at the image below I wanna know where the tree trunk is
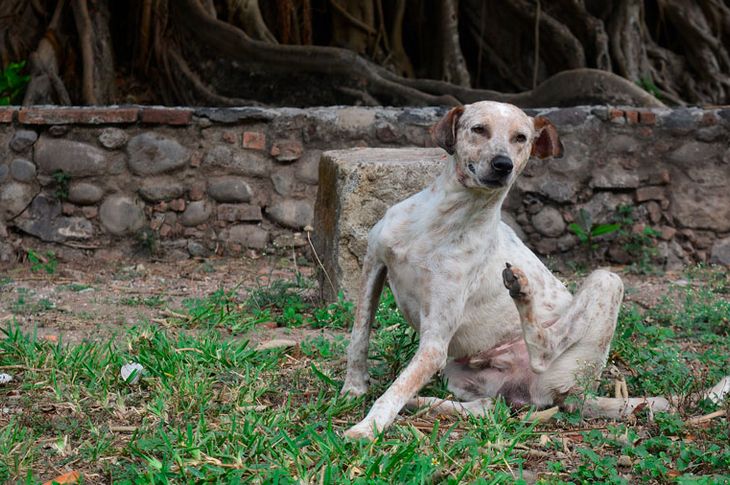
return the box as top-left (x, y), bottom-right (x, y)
top-left (72, 0), bottom-right (115, 104)
top-left (439, 0), bottom-right (471, 87)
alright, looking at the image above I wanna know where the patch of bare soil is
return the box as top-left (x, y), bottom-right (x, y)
top-left (0, 254), bottom-right (333, 347)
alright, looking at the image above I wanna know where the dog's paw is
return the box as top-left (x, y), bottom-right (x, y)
top-left (340, 378), bottom-right (369, 398)
top-left (343, 421), bottom-right (376, 440)
top-left (340, 382), bottom-right (368, 397)
top-left (502, 263), bottom-right (531, 299)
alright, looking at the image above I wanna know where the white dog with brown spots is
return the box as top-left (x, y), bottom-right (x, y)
top-left (340, 101), bottom-right (729, 440)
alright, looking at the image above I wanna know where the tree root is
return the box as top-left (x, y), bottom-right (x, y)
top-left (175, 0), bottom-right (664, 108)
top-left (176, 0), bottom-right (458, 106)
top-left (168, 47), bottom-right (264, 106)
top-left (6, 0), bottom-right (729, 107)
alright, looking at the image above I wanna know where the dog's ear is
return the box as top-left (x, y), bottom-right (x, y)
top-left (432, 106), bottom-right (464, 155)
top-left (531, 116), bottom-right (564, 159)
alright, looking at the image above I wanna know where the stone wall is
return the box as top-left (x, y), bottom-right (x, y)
top-left (0, 105), bottom-right (728, 267)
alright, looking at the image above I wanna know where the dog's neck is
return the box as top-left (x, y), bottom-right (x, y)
top-left (423, 158), bottom-right (508, 239)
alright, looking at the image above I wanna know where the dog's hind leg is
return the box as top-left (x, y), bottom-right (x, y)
top-left (503, 265), bottom-right (623, 408)
top-left (503, 265), bottom-right (730, 416)
top-left (580, 376), bottom-right (730, 419)
top-left (341, 252), bottom-right (387, 397)
top-left (502, 264), bottom-right (624, 376)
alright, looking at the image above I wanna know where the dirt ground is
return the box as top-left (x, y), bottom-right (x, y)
top-left (0, 254), bottom-right (697, 346)
top-left (0, 254), bottom-right (332, 347)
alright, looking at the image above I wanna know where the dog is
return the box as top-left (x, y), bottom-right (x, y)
top-left (340, 101), bottom-right (730, 439)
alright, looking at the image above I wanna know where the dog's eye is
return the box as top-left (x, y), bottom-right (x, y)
top-left (471, 125), bottom-right (486, 135)
top-left (514, 133), bottom-right (527, 143)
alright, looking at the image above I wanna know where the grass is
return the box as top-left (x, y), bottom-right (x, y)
top-left (0, 267), bottom-right (728, 483)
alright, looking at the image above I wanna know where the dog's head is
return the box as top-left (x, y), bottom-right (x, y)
top-left (432, 101), bottom-right (563, 190)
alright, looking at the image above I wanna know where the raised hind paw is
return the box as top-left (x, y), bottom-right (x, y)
top-left (502, 263), bottom-right (531, 300)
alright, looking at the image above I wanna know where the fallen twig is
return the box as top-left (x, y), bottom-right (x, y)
top-left (686, 409), bottom-right (727, 426)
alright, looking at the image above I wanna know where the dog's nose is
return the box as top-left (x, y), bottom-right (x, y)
top-left (491, 156), bottom-right (513, 173)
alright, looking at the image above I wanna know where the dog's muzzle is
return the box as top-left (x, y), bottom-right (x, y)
top-left (474, 155), bottom-right (513, 187)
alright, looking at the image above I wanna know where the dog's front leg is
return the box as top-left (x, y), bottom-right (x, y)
top-left (344, 334), bottom-right (449, 439)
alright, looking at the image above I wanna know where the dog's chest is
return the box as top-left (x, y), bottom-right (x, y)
top-left (380, 228), bottom-right (521, 347)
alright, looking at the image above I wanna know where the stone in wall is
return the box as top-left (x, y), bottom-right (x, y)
top-left (710, 237), bottom-right (730, 266)
top-left (223, 224), bottom-right (269, 249)
top-left (531, 207), bottom-right (566, 237)
top-left (99, 195), bottom-right (146, 235)
top-left (180, 200), bottom-right (213, 226)
top-left (208, 177), bottom-right (253, 202)
top-left (68, 182), bottom-right (105, 205)
top-left (9, 159), bottom-right (36, 182)
top-left (590, 167), bottom-right (640, 190)
top-left (35, 136), bottom-right (109, 176)
top-left (295, 150), bottom-right (321, 184)
top-left (217, 204), bottom-right (262, 222)
top-left (98, 128), bottom-right (128, 149)
top-left (9, 130), bottom-right (38, 153)
top-left (671, 178), bottom-right (730, 232)
top-left (187, 240), bottom-right (211, 257)
top-left (203, 145), bottom-right (271, 177)
top-left (666, 141), bottom-right (722, 165)
top-left (266, 199), bottom-right (313, 230)
top-left (578, 192), bottom-right (633, 225)
top-left (127, 133), bottom-right (189, 175)
top-left (271, 168), bottom-right (305, 197)
top-left (13, 194), bottom-right (93, 242)
top-left (516, 173), bottom-right (579, 203)
top-left (271, 138), bottom-right (304, 162)
top-left (0, 181), bottom-right (37, 222)
top-left (138, 177), bottom-right (185, 202)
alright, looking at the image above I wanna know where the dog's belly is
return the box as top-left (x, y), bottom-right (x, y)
top-left (444, 338), bottom-right (537, 406)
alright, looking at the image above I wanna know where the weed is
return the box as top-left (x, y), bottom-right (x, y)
top-left (120, 295), bottom-right (166, 308)
top-left (637, 77), bottom-right (662, 99)
top-left (615, 205), bottom-right (661, 274)
top-left (309, 293), bottom-right (354, 329)
top-left (0, 61), bottom-right (29, 105)
top-left (26, 249), bottom-right (58, 274)
top-left (134, 227), bottom-right (158, 255)
top-left (568, 208), bottom-right (621, 259)
top-left (10, 288), bottom-right (55, 315)
top-left (58, 283), bottom-right (92, 292)
top-left (245, 273), bottom-right (312, 312)
top-left (52, 170), bottom-right (71, 201)
top-left (301, 334), bottom-right (347, 359)
top-left (565, 359), bottom-right (603, 421)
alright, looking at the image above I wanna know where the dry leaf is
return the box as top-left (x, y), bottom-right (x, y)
top-left (42, 470), bottom-right (80, 485)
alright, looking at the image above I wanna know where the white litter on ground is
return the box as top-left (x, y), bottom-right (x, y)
top-left (120, 363), bottom-right (144, 384)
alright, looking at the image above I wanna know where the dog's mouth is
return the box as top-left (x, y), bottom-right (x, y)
top-left (467, 163), bottom-right (509, 188)
top-left (480, 178), bottom-right (507, 188)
